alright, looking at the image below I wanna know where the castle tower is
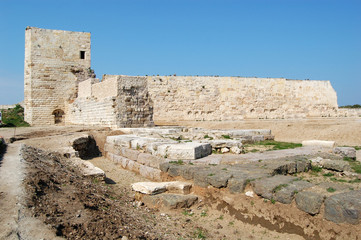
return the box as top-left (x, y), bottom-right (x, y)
top-left (24, 27), bottom-right (91, 125)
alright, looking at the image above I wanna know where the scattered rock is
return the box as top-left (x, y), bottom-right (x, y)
top-left (230, 146), bottom-right (242, 154)
top-left (221, 147), bottom-right (230, 153)
top-left (295, 191), bottom-right (324, 215)
top-left (245, 191), bottom-right (254, 197)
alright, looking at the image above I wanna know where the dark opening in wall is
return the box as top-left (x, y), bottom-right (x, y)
top-left (80, 51), bottom-right (85, 59)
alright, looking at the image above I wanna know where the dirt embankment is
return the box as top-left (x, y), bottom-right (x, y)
top-left (22, 145), bottom-right (209, 239)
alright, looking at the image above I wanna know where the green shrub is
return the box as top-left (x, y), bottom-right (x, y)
top-left (1, 104), bottom-right (29, 127)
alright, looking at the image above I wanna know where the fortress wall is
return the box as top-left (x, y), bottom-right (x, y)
top-left (78, 78), bottom-right (97, 98)
top-left (92, 76), bottom-right (118, 99)
top-left (147, 76), bottom-right (338, 122)
top-left (24, 27), bottom-right (91, 125)
top-left (66, 97), bottom-right (117, 127)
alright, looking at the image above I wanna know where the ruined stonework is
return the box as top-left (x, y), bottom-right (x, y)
top-left (24, 27), bottom-right (343, 127)
top-left (67, 75), bottom-right (153, 127)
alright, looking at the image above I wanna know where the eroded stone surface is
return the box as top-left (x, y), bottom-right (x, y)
top-left (324, 190), bottom-right (361, 224)
top-left (334, 147), bottom-right (356, 159)
top-left (296, 191), bottom-right (324, 215)
top-left (252, 175), bottom-right (297, 200)
top-left (142, 194), bottom-right (198, 209)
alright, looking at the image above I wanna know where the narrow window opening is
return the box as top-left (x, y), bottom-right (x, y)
top-left (80, 51), bottom-right (85, 59)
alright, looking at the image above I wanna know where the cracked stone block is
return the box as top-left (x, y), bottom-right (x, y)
top-left (206, 172), bottom-right (233, 188)
top-left (295, 191), bottom-right (324, 215)
top-left (320, 159), bottom-right (351, 172)
top-left (228, 177), bottom-right (248, 193)
top-left (324, 190), bottom-right (361, 224)
top-left (273, 180), bottom-right (313, 204)
top-left (252, 175), bottom-right (297, 200)
top-left (334, 147), bottom-right (356, 159)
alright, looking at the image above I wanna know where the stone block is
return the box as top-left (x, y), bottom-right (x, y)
top-left (106, 135), bottom-right (139, 148)
top-left (295, 191), bottom-right (324, 215)
top-left (302, 140), bottom-right (336, 148)
top-left (228, 177), bottom-right (248, 194)
top-left (273, 180), bottom-right (313, 204)
top-left (167, 164), bottom-right (184, 177)
top-left (165, 181), bottom-right (192, 195)
top-left (252, 175), bottom-right (297, 200)
top-left (206, 172), bottom-right (233, 188)
top-left (320, 159), bottom-right (351, 172)
top-left (334, 147), bottom-right (356, 159)
top-left (127, 159), bottom-right (141, 173)
top-left (205, 139), bottom-right (243, 149)
top-left (130, 137), bottom-right (161, 150)
top-left (139, 165), bottom-right (162, 181)
top-left (132, 182), bottom-right (167, 195)
top-left (137, 153), bottom-right (164, 169)
top-left (120, 147), bottom-right (140, 161)
top-left (166, 142), bottom-right (212, 160)
top-left (142, 193), bottom-right (198, 209)
top-left (324, 190), bottom-right (361, 224)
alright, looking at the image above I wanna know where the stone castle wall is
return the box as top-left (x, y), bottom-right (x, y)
top-left (146, 76), bottom-right (338, 122)
top-left (24, 27), bottom-right (347, 128)
top-left (24, 27), bottom-right (91, 125)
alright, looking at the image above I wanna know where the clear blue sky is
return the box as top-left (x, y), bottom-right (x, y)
top-left (0, 0), bottom-right (360, 106)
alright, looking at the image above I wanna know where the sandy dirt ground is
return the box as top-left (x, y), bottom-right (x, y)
top-left (156, 118), bottom-right (361, 146)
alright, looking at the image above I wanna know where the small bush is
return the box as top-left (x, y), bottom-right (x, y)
top-left (327, 187), bottom-right (336, 193)
top-left (323, 172), bottom-right (334, 177)
top-left (311, 165), bottom-right (322, 173)
top-left (169, 160), bottom-right (184, 165)
top-left (1, 104), bottom-right (29, 127)
top-left (222, 135), bottom-right (231, 139)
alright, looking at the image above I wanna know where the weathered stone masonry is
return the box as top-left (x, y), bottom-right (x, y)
top-left (24, 27), bottom-right (91, 125)
top-left (25, 27), bottom-right (345, 127)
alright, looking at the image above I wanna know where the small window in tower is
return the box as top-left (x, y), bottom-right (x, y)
top-left (80, 51), bottom-right (85, 59)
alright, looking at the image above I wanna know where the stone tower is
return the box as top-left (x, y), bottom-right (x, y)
top-left (24, 27), bottom-right (91, 125)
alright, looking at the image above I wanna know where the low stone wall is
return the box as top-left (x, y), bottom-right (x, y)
top-left (66, 97), bottom-right (117, 127)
